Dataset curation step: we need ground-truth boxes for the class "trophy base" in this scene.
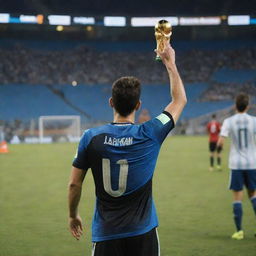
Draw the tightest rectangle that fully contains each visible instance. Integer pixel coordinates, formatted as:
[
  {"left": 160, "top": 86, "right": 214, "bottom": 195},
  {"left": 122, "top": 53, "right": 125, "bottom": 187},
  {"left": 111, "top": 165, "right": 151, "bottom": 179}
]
[{"left": 155, "top": 56, "right": 162, "bottom": 62}]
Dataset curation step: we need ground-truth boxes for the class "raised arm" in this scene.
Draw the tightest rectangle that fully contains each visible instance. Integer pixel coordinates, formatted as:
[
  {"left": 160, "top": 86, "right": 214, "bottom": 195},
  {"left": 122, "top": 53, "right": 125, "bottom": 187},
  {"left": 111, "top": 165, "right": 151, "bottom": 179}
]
[
  {"left": 156, "top": 42, "right": 187, "bottom": 123},
  {"left": 68, "top": 167, "right": 87, "bottom": 240}
]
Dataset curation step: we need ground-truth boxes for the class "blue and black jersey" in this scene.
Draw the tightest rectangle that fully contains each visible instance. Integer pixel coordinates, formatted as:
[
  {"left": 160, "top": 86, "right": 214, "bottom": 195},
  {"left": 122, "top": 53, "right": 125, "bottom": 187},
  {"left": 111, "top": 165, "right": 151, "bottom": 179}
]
[{"left": 73, "top": 111, "right": 175, "bottom": 242}]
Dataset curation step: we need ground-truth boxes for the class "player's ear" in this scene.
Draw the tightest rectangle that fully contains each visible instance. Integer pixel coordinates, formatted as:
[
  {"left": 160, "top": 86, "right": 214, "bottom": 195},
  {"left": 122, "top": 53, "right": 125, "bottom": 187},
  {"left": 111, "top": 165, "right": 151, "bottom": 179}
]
[
  {"left": 109, "top": 97, "right": 114, "bottom": 108},
  {"left": 135, "top": 100, "right": 141, "bottom": 111}
]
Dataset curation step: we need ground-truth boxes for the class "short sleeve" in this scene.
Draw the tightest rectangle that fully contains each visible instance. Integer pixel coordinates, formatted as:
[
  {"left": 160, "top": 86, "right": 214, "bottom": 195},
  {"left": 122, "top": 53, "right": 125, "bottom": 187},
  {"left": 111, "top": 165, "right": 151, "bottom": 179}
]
[
  {"left": 143, "top": 111, "right": 175, "bottom": 144},
  {"left": 220, "top": 119, "right": 230, "bottom": 137},
  {"left": 72, "top": 130, "right": 91, "bottom": 170}
]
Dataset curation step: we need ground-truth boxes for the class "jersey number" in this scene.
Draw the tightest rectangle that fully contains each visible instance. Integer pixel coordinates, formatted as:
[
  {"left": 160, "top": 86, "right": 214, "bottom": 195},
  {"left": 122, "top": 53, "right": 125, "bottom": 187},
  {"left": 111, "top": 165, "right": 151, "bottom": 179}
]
[
  {"left": 238, "top": 128, "right": 248, "bottom": 149},
  {"left": 102, "top": 159, "right": 128, "bottom": 197},
  {"left": 210, "top": 124, "right": 217, "bottom": 133}
]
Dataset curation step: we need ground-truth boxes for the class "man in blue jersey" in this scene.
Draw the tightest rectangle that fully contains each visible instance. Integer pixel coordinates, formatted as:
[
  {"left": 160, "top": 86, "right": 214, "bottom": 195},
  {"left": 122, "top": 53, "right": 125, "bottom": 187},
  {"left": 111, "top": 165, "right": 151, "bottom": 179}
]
[{"left": 68, "top": 41, "right": 187, "bottom": 256}]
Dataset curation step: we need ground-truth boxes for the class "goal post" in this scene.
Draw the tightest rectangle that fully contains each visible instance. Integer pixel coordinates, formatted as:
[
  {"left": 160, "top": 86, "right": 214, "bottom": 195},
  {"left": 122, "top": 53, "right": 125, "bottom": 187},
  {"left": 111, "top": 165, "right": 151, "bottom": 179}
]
[{"left": 39, "top": 115, "right": 81, "bottom": 143}]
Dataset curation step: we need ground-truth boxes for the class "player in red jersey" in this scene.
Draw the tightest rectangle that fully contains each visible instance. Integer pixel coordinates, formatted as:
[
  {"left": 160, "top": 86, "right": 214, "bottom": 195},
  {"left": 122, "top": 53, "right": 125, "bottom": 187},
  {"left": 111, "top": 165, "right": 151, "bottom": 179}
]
[{"left": 207, "top": 114, "right": 222, "bottom": 171}]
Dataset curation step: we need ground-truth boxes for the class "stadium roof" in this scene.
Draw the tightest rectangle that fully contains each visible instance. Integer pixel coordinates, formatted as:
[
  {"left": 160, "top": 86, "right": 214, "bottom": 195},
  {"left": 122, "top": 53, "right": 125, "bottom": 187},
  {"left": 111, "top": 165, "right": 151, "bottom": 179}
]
[{"left": 0, "top": 0, "right": 254, "bottom": 16}]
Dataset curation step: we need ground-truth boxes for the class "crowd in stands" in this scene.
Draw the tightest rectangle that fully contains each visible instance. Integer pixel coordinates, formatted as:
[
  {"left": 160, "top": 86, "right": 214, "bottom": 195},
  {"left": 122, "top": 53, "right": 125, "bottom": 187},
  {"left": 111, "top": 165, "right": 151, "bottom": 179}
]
[
  {"left": 1, "top": 42, "right": 255, "bottom": 139},
  {"left": 0, "top": 43, "right": 255, "bottom": 89},
  {"left": 200, "top": 82, "right": 256, "bottom": 101}
]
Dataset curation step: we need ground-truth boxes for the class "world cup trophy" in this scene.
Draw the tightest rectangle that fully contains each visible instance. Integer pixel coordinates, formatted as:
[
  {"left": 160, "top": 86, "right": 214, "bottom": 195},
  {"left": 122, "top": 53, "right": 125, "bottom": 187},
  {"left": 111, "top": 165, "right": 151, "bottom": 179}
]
[{"left": 154, "top": 20, "right": 172, "bottom": 61}]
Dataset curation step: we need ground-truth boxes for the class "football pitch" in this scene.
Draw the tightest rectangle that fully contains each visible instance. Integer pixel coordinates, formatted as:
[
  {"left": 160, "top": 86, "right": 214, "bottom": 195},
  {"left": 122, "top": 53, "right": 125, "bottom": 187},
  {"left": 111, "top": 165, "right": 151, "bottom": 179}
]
[{"left": 0, "top": 136, "right": 255, "bottom": 256}]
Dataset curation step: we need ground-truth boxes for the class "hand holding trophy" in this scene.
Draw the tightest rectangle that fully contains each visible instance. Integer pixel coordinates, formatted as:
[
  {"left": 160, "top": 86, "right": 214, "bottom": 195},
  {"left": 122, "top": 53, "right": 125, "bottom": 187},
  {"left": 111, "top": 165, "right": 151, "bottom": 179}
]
[{"left": 154, "top": 20, "right": 172, "bottom": 62}]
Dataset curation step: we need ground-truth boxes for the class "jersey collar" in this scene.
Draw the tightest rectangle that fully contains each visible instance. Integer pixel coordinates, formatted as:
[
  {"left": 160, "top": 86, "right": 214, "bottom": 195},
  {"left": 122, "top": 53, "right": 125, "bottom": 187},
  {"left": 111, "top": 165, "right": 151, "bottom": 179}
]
[{"left": 111, "top": 122, "right": 134, "bottom": 126}]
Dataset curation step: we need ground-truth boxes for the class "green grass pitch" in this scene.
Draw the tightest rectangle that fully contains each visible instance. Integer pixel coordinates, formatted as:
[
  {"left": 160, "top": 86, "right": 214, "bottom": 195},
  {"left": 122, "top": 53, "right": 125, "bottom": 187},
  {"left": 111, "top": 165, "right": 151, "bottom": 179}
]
[{"left": 0, "top": 136, "right": 255, "bottom": 256}]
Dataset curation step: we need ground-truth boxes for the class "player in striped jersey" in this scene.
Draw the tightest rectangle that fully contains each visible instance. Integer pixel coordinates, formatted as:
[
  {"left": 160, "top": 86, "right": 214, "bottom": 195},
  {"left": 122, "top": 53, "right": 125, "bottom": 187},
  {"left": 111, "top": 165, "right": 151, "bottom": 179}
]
[{"left": 217, "top": 93, "right": 256, "bottom": 240}]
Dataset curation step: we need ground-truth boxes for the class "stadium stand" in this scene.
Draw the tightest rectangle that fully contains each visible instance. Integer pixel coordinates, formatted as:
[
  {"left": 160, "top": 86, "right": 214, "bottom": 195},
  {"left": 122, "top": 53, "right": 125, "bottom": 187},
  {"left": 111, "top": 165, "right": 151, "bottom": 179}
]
[
  {"left": 0, "top": 39, "right": 255, "bottom": 86},
  {"left": 0, "top": 39, "right": 255, "bottom": 129},
  {"left": 212, "top": 69, "right": 256, "bottom": 83},
  {"left": 0, "top": 84, "right": 79, "bottom": 120},
  {"left": 0, "top": 83, "right": 233, "bottom": 121}
]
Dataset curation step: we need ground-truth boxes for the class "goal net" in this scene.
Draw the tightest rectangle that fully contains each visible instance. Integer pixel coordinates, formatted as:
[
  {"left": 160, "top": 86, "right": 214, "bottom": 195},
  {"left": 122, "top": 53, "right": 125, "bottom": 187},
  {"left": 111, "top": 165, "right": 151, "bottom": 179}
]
[{"left": 39, "top": 115, "right": 81, "bottom": 143}]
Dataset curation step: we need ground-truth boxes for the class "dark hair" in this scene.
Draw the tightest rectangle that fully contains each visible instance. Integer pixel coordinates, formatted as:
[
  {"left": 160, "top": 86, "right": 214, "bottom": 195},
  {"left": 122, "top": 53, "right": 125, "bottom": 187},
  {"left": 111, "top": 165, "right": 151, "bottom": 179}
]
[
  {"left": 236, "top": 93, "right": 249, "bottom": 112},
  {"left": 112, "top": 76, "right": 141, "bottom": 117},
  {"left": 212, "top": 114, "right": 216, "bottom": 119}
]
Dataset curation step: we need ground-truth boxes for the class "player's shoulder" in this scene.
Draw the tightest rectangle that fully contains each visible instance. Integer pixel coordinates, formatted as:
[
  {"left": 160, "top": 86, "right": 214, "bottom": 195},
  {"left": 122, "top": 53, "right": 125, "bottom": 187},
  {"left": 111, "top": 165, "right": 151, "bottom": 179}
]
[
  {"left": 80, "top": 124, "right": 110, "bottom": 142},
  {"left": 246, "top": 113, "right": 256, "bottom": 120},
  {"left": 156, "top": 111, "right": 174, "bottom": 125},
  {"left": 221, "top": 116, "right": 233, "bottom": 128},
  {"left": 231, "top": 113, "right": 256, "bottom": 122},
  {"left": 223, "top": 113, "right": 251, "bottom": 124},
  {"left": 142, "top": 111, "right": 174, "bottom": 128},
  {"left": 224, "top": 115, "right": 235, "bottom": 122}
]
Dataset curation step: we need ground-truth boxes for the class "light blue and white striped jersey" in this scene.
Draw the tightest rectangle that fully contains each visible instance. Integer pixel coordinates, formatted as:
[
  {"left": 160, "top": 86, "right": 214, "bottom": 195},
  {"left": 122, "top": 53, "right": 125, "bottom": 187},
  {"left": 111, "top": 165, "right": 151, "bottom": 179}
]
[{"left": 220, "top": 113, "right": 256, "bottom": 170}]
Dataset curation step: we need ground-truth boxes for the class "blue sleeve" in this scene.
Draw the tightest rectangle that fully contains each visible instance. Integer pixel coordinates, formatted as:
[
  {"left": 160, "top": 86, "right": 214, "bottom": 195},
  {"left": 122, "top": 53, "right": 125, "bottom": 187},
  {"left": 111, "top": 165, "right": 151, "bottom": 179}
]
[
  {"left": 72, "top": 130, "right": 91, "bottom": 170},
  {"left": 142, "top": 111, "right": 175, "bottom": 144}
]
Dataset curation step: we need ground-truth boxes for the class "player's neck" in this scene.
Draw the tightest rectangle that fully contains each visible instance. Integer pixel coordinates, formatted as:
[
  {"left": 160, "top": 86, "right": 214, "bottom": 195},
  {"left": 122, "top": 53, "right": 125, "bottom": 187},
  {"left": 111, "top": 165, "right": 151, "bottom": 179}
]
[{"left": 113, "top": 111, "right": 135, "bottom": 124}]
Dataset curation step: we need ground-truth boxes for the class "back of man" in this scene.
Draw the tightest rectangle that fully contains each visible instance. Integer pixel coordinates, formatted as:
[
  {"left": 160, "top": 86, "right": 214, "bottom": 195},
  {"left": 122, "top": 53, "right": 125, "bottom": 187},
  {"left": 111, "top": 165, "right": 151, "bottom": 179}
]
[
  {"left": 222, "top": 113, "right": 256, "bottom": 169},
  {"left": 218, "top": 93, "right": 256, "bottom": 240},
  {"left": 73, "top": 112, "right": 174, "bottom": 242}
]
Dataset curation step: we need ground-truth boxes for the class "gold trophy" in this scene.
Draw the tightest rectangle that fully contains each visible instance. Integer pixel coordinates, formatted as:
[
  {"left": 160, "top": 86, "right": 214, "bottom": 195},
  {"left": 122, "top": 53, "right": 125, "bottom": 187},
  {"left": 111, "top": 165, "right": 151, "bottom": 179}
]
[{"left": 154, "top": 20, "right": 172, "bottom": 61}]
